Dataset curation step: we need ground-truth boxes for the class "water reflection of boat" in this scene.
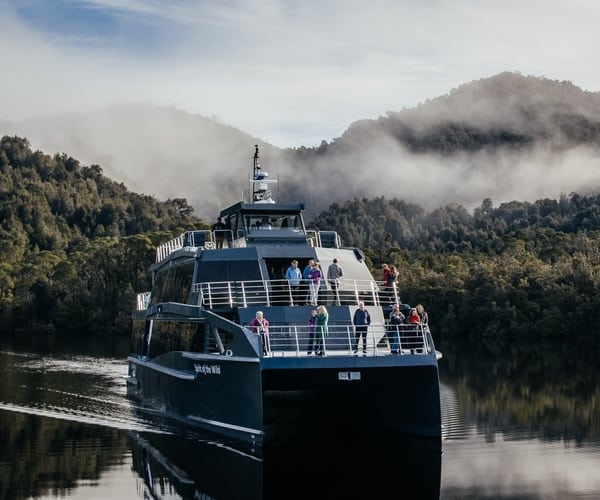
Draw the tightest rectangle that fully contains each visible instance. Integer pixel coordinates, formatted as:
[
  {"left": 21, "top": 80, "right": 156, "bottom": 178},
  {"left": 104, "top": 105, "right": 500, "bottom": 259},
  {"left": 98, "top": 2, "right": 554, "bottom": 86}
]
[
  {"left": 127, "top": 146, "right": 442, "bottom": 446},
  {"left": 130, "top": 430, "right": 262, "bottom": 500},
  {"left": 130, "top": 428, "right": 442, "bottom": 500}
]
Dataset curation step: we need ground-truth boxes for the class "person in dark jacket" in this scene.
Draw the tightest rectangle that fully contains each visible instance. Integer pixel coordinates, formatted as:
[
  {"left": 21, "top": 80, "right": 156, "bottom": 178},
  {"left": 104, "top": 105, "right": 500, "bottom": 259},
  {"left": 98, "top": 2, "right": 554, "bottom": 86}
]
[
  {"left": 389, "top": 303, "right": 405, "bottom": 354},
  {"left": 327, "top": 258, "right": 344, "bottom": 305},
  {"left": 352, "top": 301, "right": 371, "bottom": 354}
]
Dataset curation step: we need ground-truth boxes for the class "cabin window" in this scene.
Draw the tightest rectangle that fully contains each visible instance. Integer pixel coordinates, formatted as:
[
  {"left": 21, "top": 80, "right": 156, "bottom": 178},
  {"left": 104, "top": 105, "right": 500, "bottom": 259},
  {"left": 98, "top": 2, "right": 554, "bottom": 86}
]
[
  {"left": 245, "top": 214, "right": 303, "bottom": 231},
  {"left": 151, "top": 261, "right": 194, "bottom": 305},
  {"left": 148, "top": 321, "right": 204, "bottom": 358},
  {"left": 196, "top": 261, "right": 262, "bottom": 283}
]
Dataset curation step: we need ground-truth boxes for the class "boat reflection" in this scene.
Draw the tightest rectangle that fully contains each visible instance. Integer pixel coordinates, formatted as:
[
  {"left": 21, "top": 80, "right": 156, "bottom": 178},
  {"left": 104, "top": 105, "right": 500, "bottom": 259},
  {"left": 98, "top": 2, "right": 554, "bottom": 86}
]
[{"left": 130, "top": 424, "right": 442, "bottom": 499}]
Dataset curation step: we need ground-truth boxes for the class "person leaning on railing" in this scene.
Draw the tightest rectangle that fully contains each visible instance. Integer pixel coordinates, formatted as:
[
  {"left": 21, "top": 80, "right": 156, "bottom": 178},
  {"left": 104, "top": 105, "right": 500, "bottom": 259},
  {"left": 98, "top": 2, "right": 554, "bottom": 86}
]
[{"left": 249, "top": 311, "right": 270, "bottom": 355}]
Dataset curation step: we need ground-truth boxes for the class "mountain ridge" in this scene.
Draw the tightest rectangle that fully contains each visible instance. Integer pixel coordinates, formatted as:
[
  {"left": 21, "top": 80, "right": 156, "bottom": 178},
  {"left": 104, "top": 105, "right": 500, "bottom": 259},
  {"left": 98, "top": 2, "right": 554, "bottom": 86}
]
[{"left": 1, "top": 71, "right": 599, "bottom": 220}]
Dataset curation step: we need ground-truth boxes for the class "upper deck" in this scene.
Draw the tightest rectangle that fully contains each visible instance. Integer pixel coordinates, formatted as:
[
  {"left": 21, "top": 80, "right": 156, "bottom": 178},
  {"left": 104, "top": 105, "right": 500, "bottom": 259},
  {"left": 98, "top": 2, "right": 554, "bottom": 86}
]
[{"left": 154, "top": 226, "right": 342, "bottom": 262}]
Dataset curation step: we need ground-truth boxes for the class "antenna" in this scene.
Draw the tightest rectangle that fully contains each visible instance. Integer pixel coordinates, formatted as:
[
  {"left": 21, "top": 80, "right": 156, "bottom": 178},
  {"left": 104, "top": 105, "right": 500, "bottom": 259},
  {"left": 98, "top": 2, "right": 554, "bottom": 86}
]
[{"left": 251, "top": 145, "right": 277, "bottom": 204}]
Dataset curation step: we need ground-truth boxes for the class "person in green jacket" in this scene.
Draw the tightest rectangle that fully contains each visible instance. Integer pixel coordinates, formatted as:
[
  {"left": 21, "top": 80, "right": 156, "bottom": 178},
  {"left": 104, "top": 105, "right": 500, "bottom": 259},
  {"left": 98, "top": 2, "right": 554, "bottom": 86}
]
[{"left": 315, "top": 305, "right": 329, "bottom": 356}]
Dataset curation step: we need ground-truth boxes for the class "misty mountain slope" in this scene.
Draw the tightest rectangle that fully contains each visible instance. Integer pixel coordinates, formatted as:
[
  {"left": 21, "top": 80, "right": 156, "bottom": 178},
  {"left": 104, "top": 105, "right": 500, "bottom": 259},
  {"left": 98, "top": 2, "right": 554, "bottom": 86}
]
[
  {"left": 0, "top": 104, "right": 276, "bottom": 220},
  {"left": 2, "top": 72, "right": 600, "bottom": 221},
  {"left": 278, "top": 72, "right": 600, "bottom": 217},
  {"left": 340, "top": 72, "right": 600, "bottom": 151}
]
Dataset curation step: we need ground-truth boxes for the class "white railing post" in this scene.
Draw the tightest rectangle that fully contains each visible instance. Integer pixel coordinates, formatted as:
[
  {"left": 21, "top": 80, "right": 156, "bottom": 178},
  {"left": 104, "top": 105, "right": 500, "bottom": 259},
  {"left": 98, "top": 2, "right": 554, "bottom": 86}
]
[
  {"left": 240, "top": 282, "right": 247, "bottom": 307},
  {"left": 227, "top": 282, "right": 234, "bottom": 307},
  {"left": 293, "top": 325, "right": 300, "bottom": 355}
]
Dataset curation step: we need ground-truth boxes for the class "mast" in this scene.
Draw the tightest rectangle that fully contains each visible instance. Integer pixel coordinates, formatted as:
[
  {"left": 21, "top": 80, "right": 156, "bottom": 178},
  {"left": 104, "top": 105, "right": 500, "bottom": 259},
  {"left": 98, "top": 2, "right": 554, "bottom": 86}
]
[{"left": 251, "top": 145, "right": 276, "bottom": 204}]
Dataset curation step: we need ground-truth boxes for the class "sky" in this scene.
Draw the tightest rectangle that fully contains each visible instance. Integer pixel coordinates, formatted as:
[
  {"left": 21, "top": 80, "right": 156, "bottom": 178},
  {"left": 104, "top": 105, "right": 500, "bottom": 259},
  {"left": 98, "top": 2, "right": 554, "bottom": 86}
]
[{"left": 1, "top": 0, "right": 599, "bottom": 149}]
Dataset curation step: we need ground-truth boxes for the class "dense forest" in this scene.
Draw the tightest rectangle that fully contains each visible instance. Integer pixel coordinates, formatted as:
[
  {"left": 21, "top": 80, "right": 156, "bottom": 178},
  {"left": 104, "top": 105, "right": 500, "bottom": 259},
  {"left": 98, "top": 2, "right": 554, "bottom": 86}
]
[
  {"left": 1, "top": 135, "right": 599, "bottom": 363},
  {"left": 0, "top": 136, "right": 205, "bottom": 334}
]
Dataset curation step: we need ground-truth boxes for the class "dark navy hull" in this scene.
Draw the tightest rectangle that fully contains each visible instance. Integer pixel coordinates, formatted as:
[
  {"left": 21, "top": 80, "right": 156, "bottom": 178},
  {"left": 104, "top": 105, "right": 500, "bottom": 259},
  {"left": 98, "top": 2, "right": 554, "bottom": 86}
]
[
  {"left": 128, "top": 352, "right": 265, "bottom": 443},
  {"left": 128, "top": 348, "right": 441, "bottom": 445},
  {"left": 263, "top": 363, "right": 441, "bottom": 439}
]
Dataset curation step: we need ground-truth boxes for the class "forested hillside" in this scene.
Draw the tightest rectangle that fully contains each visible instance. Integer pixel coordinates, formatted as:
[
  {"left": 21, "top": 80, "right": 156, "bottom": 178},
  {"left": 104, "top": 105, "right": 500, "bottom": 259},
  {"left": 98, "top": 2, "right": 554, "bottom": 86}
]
[
  {"left": 0, "top": 136, "right": 205, "bottom": 333},
  {"left": 311, "top": 195, "right": 600, "bottom": 360},
  {"left": 1, "top": 135, "right": 599, "bottom": 363}
]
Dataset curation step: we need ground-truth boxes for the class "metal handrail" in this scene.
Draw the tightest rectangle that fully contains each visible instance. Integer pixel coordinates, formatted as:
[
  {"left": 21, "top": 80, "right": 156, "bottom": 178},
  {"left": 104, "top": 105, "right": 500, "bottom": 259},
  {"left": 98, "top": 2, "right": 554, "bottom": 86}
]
[
  {"left": 136, "top": 279, "right": 402, "bottom": 311},
  {"left": 257, "top": 323, "right": 431, "bottom": 357},
  {"left": 154, "top": 229, "right": 344, "bottom": 261},
  {"left": 193, "top": 278, "right": 392, "bottom": 308}
]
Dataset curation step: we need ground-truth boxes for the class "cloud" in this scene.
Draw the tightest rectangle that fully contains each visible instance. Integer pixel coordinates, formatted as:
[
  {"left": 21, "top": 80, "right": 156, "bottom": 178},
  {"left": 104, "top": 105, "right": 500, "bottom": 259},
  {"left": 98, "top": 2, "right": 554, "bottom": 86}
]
[{"left": 2, "top": 1, "right": 600, "bottom": 147}]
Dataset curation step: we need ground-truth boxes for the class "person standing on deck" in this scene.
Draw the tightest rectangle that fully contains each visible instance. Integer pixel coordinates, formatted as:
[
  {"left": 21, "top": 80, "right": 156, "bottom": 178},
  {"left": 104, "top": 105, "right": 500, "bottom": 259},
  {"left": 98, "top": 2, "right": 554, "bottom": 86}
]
[
  {"left": 388, "top": 303, "right": 405, "bottom": 354},
  {"left": 285, "top": 259, "right": 303, "bottom": 305},
  {"left": 307, "top": 309, "right": 317, "bottom": 355},
  {"left": 416, "top": 304, "right": 429, "bottom": 325},
  {"left": 408, "top": 308, "right": 420, "bottom": 324},
  {"left": 388, "top": 265, "right": 399, "bottom": 303},
  {"left": 308, "top": 261, "right": 322, "bottom": 306},
  {"left": 353, "top": 302, "right": 371, "bottom": 355},
  {"left": 211, "top": 216, "right": 227, "bottom": 249},
  {"left": 249, "top": 311, "right": 270, "bottom": 355},
  {"left": 315, "top": 305, "right": 329, "bottom": 356},
  {"left": 302, "top": 259, "right": 315, "bottom": 305},
  {"left": 327, "top": 258, "right": 344, "bottom": 305}
]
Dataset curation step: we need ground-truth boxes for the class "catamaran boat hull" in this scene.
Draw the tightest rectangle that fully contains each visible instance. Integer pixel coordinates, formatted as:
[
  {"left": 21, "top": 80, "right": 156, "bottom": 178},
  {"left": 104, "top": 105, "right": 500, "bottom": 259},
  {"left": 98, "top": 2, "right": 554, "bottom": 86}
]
[{"left": 127, "top": 315, "right": 441, "bottom": 445}]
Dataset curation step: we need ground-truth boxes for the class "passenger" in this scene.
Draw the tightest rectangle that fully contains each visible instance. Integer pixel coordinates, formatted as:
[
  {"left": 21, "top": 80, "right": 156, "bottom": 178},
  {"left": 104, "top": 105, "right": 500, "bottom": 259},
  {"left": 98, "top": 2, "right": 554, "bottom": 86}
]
[
  {"left": 307, "top": 309, "right": 317, "bottom": 355},
  {"left": 388, "top": 265, "right": 399, "bottom": 303},
  {"left": 352, "top": 301, "right": 371, "bottom": 355},
  {"left": 285, "top": 259, "right": 303, "bottom": 305},
  {"left": 381, "top": 264, "right": 391, "bottom": 286},
  {"left": 308, "top": 261, "right": 322, "bottom": 306},
  {"left": 249, "top": 311, "right": 270, "bottom": 355},
  {"left": 408, "top": 308, "right": 420, "bottom": 324},
  {"left": 302, "top": 259, "right": 315, "bottom": 304},
  {"left": 211, "top": 216, "right": 227, "bottom": 249},
  {"left": 315, "top": 305, "right": 329, "bottom": 356},
  {"left": 261, "top": 217, "right": 272, "bottom": 229},
  {"left": 326, "top": 258, "right": 344, "bottom": 305},
  {"left": 381, "top": 263, "right": 392, "bottom": 303},
  {"left": 407, "top": 307, "right": 424, "bottom": 352},
  {"left": 416, "top": 304, "right": 429, "bottom": 325},
  {"left": 388, "top": 303, "right": 405, "bottom": 354}
]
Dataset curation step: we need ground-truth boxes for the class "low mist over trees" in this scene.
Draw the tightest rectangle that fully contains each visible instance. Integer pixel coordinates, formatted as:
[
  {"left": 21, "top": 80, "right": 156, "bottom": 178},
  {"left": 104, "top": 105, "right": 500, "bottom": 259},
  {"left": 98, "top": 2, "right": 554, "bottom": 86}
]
[
  {"left": 3, "top": 72, "right": 600, "bottom": 220},
  {"left": 1, "top": 135, "right": 600, "bottom": 360}
]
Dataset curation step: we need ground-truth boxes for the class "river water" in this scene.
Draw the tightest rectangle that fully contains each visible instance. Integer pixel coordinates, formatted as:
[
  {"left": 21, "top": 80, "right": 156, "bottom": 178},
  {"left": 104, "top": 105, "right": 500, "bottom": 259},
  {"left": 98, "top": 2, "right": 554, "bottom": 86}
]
[{"left": 0, "top": 333, "right": 598, "bottom": 499}]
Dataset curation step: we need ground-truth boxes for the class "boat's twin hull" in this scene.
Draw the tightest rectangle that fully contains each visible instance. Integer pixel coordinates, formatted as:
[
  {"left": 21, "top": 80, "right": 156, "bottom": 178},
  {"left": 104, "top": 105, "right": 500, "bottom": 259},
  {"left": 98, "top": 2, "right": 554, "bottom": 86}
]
[{"left": 127, "top": 352, "right": 442, "bottom": 445}]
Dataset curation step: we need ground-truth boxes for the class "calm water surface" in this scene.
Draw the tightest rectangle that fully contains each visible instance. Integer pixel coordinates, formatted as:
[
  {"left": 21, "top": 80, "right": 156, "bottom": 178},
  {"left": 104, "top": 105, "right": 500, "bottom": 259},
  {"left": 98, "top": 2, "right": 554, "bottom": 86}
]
[{"left": 0, "top": 333, "right": 598, "bottom": 499}]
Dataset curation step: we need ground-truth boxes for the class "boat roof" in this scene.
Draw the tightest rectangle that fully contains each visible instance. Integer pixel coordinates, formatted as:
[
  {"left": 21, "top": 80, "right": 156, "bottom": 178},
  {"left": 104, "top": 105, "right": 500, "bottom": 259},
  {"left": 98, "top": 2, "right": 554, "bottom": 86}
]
[{"left": 219, "top": 201, "right": 306, "bottom": 218}]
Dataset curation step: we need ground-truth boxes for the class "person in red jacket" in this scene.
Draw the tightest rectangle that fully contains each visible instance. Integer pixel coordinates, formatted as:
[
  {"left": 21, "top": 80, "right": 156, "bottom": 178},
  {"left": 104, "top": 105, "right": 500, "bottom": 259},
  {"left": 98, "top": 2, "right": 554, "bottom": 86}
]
[
  {"left": 408, "top": 308, "right": 420, "bottom": 324},
  {"left": 249, "top": 310, "right": 270, "bottom": 355}
]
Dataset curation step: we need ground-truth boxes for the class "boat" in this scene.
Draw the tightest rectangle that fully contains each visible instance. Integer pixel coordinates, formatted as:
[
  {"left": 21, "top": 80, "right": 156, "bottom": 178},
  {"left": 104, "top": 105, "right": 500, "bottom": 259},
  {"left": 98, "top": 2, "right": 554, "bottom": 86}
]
[{"left": 127, "top": 145, "right": 442, "bottom": 446}]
